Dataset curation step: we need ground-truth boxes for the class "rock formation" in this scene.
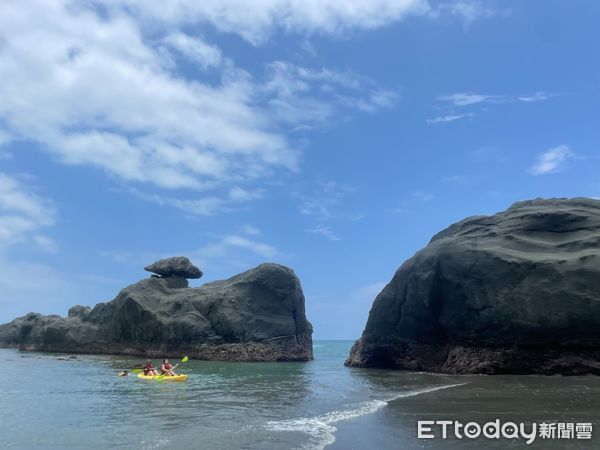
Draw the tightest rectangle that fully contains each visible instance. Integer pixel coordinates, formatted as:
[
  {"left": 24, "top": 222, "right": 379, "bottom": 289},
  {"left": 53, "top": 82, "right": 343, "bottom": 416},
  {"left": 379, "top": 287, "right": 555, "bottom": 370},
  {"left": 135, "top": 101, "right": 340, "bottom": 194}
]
[
  {"left": 346, "top": 198, "right": 600, "bottom": 375},
  {"left": 0, "top": 261, "right": 313, "bottom": 362},
  {"left": 144, "top": 256, "right": 203, "bottom": 288}
]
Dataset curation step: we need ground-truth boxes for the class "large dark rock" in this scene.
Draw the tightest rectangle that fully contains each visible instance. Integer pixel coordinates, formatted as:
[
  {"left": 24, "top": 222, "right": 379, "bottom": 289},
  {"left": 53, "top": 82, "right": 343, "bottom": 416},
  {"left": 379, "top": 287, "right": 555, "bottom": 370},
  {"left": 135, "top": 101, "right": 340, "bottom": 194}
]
[
  {"left": 346, "top": 198, "right": 600, "bottom": 375},
  {"left": 144, "top": 256, "right": 203, "bottom": 279},
  {"left": 0, "top": 263, "right": 313, "bottom": 361}
]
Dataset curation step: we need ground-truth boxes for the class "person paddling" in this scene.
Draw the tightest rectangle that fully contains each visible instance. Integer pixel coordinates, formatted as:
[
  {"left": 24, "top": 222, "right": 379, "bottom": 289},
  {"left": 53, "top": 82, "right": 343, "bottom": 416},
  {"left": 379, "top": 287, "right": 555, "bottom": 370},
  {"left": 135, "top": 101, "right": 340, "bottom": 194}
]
[
  {"left": 144, "top": 361, "right": 159, "bottom": 376},
  {"left": 160, "top": 359, "right": 177, "bottom": 376}
]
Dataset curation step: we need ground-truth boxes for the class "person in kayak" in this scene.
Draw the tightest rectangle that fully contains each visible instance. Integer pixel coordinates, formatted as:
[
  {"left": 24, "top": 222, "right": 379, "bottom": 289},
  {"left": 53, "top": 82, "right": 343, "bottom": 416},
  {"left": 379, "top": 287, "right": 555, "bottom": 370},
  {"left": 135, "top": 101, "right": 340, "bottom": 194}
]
[
  {"left": 160, "top": 359, "right": 177, "bottom": 376},
  {"left": 144, "top": 361, "right": 159, "bottom": 376}
]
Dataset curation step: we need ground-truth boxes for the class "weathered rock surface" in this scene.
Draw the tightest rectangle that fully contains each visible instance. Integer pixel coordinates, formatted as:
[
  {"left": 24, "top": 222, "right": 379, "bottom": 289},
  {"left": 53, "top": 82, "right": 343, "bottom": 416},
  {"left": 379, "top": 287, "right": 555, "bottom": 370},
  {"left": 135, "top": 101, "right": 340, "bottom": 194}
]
[
  {"left": 0, "top": 263, "right": 313, "bottom": 361},
  {"left": 144, "top": 256, "right": 203, "bottom": 279},
  {"left": 346, "top": 198, "right": 600, "bottom": 375}
]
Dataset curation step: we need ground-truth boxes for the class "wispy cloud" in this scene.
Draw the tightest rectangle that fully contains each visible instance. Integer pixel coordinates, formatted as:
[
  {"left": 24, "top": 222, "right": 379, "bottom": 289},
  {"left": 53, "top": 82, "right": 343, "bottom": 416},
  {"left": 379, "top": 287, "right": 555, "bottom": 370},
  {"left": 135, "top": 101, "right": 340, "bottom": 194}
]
[
  {"left": 517, "top": 92, "right": 557, "bottom": 103},
  {"left": 223, "top": 235, "right": 277, "bottom": 257},
  {"left": 294, "top": 180, "right": 361, "bottom": 220},
  {"left": 438, "top": 92, "right": 495, "bottom": 106},
  {"left": 439, "top": 91, "right": 557, "bottom": 107},
  {"left": 529, "top": 145, "right": 574, "bottom": 175},
  {"left": 101, "top": 229, "right": 280, "bottom": 274},
  {"left": 106, "top": 0, "right": 432, "bottom": 45},
  {"left": 0, "top": 173, "right": 56, "bottom": 250},
  {"left": 32, "top": 234, "right": 58, "bottom": 252},
  {"left": 432, "top": 91, "right": 558, "bottom": 124},
  {"left": 162, "top": 32, "right": 224, "bottom": 70},
  {"left": 305, "top": 225, "right": 341, "bottom": 241},
  {"left": 0, "top": 1, "right": 403, "bottom": 217},
  {"left": 241, "top": 224, "right": 261, "bottom": 236},
  {"left": 412, "top": 191, "right": 435, "bottom": 201},
  {"left": 263, "top": 61, "right": 398, "bottom": 130},
  {"left": 193, "top": 233, "right": 281, "bottom": 271},
  {"left": 437, "top": 1, "right": 496, "bottom": 26},
  {"left": 100, "top": 250, "right": 136, "bottom": 264},
  {"left": 120, "top": 185, "right": 264, "bottom": 216},
  {"left": 426, "top": 113, "right": 473, "bottom": 124}
]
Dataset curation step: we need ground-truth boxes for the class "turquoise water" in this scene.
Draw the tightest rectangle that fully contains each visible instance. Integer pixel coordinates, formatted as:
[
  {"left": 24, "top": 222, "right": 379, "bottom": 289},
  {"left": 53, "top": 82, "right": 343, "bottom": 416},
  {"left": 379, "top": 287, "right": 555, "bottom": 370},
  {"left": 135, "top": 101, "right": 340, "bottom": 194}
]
[{"left": 1, "top": 341, "right": 599, "bottom": 449}]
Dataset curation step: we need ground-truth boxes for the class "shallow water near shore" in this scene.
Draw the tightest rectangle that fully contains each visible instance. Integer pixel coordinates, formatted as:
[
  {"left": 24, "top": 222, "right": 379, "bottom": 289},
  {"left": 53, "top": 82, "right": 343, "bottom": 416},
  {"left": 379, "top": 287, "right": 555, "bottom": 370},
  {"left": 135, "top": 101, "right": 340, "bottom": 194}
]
[{"left": 1, "top": 341, "right": 598, "bottom": 449}]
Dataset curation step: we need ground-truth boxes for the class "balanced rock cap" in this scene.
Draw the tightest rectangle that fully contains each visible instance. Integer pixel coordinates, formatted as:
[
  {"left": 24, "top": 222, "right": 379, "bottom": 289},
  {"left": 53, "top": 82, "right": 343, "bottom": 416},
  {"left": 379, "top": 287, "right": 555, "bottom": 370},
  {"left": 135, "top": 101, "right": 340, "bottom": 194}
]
[{"left": 144, "top": 256, "right": 203, "bottom": 279}]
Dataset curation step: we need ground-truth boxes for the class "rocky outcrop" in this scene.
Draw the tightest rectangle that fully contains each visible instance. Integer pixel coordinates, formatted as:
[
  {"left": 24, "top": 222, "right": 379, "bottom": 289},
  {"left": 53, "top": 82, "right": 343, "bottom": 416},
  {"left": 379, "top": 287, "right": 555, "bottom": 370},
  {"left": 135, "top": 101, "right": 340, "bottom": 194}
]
[
  {"left": 143, "top": 256, "right": 203, "bottom": 288},
  {"left": 0, "top": 262, "right": 313, "bottom": 361},
  {"left": 346, "top": 198, "right": 600, "bottom": 375}
]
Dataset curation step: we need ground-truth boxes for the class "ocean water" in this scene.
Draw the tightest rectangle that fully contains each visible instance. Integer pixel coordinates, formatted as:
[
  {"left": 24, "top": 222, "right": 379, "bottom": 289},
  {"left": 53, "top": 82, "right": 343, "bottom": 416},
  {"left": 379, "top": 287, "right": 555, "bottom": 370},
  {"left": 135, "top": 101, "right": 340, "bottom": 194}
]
[{"left": 1, "top": 341, "right": 599, "bottom": 449}]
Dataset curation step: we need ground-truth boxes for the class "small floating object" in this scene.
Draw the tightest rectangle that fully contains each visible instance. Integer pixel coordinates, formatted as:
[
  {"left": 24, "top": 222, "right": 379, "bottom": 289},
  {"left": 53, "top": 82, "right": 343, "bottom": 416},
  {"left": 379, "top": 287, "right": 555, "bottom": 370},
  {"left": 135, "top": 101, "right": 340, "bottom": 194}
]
[
  {"left": 137, "top": 373, "right": 188, "bottom": 382},
  {"left": 118, "top": 371, "right": 128, "bottom": 377}
]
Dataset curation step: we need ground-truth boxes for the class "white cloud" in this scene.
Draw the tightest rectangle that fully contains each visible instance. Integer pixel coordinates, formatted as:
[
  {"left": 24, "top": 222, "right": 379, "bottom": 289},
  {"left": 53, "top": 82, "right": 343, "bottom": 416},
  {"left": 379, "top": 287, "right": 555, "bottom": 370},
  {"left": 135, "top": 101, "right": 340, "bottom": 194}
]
[
  {"left": 196, "top": 233, "right": 280, "bottom": 268},
  {"left": 263, "top": 62, "right": 397, "bottom": 129},
  {"left": 105, "top": 0, "right": 432, "bottom": 45},
  {"left": 221, "top": 235, "right": 278, "bottom": 258},
  {"left": 100, "top": 250, "right": 135, "bottom": 263},
  {"left": 124, "top": 185, "right": 263, "bottom": 216},
  {"left": 517, "top": 92, "right": 556, "bottom": 103},
  {"left": 305, "top": 225, "right": 340, "bottom": 241},
  {"left": 163, "top": 32, "right": 224, "bottom": 70},
  {"left": 439, "top": 91, "right": 557, "bottom": 107},
  {"left": 0, "top": 1, "right": 407, "bottom": 215},
  {"left": 426, "top": 113, "right": 472, "bottom": 124},
  {"left": 529, "top": 145, "right": 574, "bottom": 175},
  {"left": 412, "top": 191, "right": 435, "bottom": 201},
  {"left": 241, "top": 224, "right": 261, "bottom": 236},
  {"left": 294, "top": 180, "right": 359, "bottom": 220},
  {"left": 33, "top": 235, "right": 59, "bottom": 252},
  {"left": 439, "top": 1, "right": 496, "bottom": 26},
  {"left": 438, "top": 92, "right": 495, "bottom": 106},
  {"left": 99, "top": 231, "right": 279, "bottom": 279},
  {"left": 228, "top": 186, "right": 263, "bottom": 202},
  {"left": 0, "top": 2, "right": 298, "bottom": 192},
  {"left": 0, "top": 173, "right": 56, "bottom": 248}
]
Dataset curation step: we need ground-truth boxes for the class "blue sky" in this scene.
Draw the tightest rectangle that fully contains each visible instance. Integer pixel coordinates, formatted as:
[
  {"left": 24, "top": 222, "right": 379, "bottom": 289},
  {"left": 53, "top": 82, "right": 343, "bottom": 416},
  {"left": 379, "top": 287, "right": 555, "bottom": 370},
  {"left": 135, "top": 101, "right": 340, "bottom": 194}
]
[{"left": 0, "top": 0, "right": 599, "bottom": 339}]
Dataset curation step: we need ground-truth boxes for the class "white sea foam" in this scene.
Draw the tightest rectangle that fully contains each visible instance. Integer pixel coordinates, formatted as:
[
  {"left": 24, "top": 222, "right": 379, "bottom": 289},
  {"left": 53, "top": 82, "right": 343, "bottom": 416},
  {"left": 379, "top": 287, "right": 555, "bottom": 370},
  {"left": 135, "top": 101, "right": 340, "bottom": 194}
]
[
  {"left": 265, "top": 383, "right": 467, "bottom": 450},
  {"left": 141, "top": 438, "right": 170, "bottom": 449}
]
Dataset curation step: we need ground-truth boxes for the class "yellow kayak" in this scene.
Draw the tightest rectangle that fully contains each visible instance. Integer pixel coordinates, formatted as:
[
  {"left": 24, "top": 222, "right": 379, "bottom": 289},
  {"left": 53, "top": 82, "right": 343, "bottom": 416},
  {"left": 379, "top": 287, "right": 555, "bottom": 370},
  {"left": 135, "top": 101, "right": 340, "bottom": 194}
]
[{"left": 137, "top": 373, "right": 188, "bottom": 382}]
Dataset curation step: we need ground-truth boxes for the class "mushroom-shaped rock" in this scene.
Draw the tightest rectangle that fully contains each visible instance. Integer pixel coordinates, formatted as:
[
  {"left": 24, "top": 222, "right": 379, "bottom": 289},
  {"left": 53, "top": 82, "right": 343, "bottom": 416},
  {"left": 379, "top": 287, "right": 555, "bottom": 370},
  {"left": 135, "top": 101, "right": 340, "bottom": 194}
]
[
  {"left": 144, "top": 256, "right": 203, "bottom": 279},
  {"left": 0, "top": 263, "right": 313, "bottom": 362}
]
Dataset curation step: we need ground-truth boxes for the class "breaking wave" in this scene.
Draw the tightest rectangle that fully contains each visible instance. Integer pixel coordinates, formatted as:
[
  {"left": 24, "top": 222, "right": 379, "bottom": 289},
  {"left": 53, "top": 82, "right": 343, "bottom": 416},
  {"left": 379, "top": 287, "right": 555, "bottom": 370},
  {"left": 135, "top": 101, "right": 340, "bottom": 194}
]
[{"left": 265, "top": 383, "right": 466, "bottom": 450}]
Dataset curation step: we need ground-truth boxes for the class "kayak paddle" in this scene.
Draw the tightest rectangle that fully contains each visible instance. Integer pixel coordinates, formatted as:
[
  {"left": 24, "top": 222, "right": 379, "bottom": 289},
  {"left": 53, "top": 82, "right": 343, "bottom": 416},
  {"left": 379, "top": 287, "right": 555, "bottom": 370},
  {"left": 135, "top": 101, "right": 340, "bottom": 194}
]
[
  {"left": 117, "top": 367, "right": 147, "bottom": 376},
  {"left": 156, "top": 356, "right": 189, "bottom": 382}
]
